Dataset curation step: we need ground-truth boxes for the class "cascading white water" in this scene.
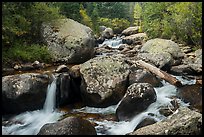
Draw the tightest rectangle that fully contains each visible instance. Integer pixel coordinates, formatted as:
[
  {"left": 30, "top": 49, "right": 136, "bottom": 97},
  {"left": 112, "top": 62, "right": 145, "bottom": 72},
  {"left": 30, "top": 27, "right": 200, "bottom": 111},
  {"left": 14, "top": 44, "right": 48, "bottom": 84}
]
[
  {"left": 2, "top": 73, "right": 197, "bottom": 135},
  {"left": 2, "top": 75, "right": 63, "bottom": 135},
  {"left": 43, "top": 78, "right": 57, "bottom": 113},
  {"left": 99, "top": 37, "right": 123, "bottom": 49},
  {"left": 73, "top": 76, "right": 192, "bottom": 135}
]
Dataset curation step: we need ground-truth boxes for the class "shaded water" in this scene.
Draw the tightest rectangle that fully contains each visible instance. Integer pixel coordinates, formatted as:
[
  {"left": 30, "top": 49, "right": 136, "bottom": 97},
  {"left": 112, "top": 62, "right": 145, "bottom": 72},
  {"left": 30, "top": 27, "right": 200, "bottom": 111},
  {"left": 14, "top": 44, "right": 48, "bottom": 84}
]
[{"left": 2, "top": 76, "right": 63, "bottom": 135}]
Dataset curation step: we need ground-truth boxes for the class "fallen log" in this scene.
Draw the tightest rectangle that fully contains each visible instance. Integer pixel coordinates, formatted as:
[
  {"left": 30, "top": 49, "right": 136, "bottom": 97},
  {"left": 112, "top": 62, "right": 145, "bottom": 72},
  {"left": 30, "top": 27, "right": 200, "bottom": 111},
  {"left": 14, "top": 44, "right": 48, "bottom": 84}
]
[{"left": 135, "top": 60, "right": 182, "bottom": 87}]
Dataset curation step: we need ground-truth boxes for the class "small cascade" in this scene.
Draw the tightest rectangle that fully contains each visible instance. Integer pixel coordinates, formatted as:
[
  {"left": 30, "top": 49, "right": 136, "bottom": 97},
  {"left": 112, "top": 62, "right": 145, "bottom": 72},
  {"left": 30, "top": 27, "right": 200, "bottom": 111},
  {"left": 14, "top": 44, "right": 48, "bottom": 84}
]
[
  {"left": 2, "top": 75, "right": 63, "bottom": 135},
  {"left": 43, "top": 77, "right": 57, "bottom": 113},
  {"left": 99, "top": 36, "right": 122, "bottom": 49}
]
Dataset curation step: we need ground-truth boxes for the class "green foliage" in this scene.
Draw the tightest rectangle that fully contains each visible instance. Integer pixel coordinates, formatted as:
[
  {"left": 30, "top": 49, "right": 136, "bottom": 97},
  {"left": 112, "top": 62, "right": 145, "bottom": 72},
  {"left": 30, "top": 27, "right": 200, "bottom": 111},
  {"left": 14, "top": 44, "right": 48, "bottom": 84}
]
[
  {"left": 96, "top": 2, "right": 130, "bottom": 20},
  {"left": 3, "top": 43, "right": 53, "bottom": 67},
  {"left": 90, "top": 3, "right": 100, "bottom": 35},
  {"left": 167, "top": 2, "right": 202, "bottom": 46},
  {"left": 79, "top": 4, "right": 93, "bottom": 30},
  {"left": 2, "top": 2, "right": 63, "bottom": 46},
  {"left": 57, "top": 2, "right": 81, "bottom": 22},
  {"left": 2, "top": 2, "right": 63, "bottom": 67},
  {"left": 141, "top": 2, "right": 202, "bottom": 46},
  {"left": 99, "top": 18, "right": 130, "bottom": 34},
  {"left": 133, "top": 3, "right": 142, "bottom": 26}
]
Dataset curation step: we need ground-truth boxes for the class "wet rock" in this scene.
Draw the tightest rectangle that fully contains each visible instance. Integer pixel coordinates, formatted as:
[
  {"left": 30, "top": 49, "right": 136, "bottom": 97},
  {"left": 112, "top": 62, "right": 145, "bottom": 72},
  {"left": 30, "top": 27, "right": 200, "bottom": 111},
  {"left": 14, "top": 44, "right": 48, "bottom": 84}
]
[
  {"left": 41, "top": 18, "right": 95, "bottom": 64},
  {"left": 2, "top": 73, "right": 50, "bottom": 114},
  {"left": 170, "top": 64, "right": 197, "bottom": 75},
  {"left": 99, "top": 25, "right": 107, "bottom": 32},
  {"left": 134, "top": 118, "right": 157, "bottom": 131},
  {"left": 80, "top": 55, "right": 130, "bottom": 107},
  {"left": 128, "top": 107, "right": 202, "bottom": 135},
  {"left": 137, "top": 52, "right": 174, "bottom": 71},
  {"left": 101, "top": 27, "right": 114, "bottom": 39},
  {"left": 32, "top": 60, "right": 44, "bottom": 69},
  {"left": 141, "top": 38, "right": 184, "bottom": 59},
  {"left": 56, "top": 73, "right": 71, "bottom": 107},
  {"left": 69, "top": 65, "right": 81, "bottom": 78},
  {"left": 14, "top": 64, "right": 22, "bottom": 70},
  {"left": 178, "top": 84, "right": 202, "bottom": 113},
  {"left": 55, "top": 64, "right": 69, "bottom": 73},
  {"left": 139, "top": 38, "right": 185, "bottom": 70},
  {"left": 180, "top": 46, "right": 192, "bottom": 54},
  {"left": 170, "top": 64, "right": 189, "bottom": 74},
  {"left": 179, "top": 48, "right": 202, "bottom": 75},
  {"left": 38, "top": 116, "right": 96, "bottom": 135},
  {"left": 129, "top": 67, "right": 162, "bottom": 87},
  {"left": 122, "top": 33, "right": 148, "bottom": 45},
  {"left": 116, "top": 83, "right": 157, "bottom": 121},
  {"left": 118, "top": 44, "right": 129, "bottom": 50},
  {"left": 121, "top": 26, "right": 140, "bottom": 36}
]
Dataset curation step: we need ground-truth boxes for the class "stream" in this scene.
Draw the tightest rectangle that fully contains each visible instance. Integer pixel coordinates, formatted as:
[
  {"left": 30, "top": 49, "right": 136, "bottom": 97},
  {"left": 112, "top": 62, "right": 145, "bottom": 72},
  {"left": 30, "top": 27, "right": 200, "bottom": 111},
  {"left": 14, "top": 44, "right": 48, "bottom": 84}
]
[
  {"left": 2, "top": 75, "right": 64, "bottom": 135},
  {"left": 1, "top": 37, "right": 200, "bottom": 135}
]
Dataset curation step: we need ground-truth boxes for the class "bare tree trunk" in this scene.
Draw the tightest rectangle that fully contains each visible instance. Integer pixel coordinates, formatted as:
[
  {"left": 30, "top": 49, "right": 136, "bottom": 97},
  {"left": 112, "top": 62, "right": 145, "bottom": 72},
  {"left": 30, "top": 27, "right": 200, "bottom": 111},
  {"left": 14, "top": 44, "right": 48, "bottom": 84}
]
[{"left": 135, "top": 60, "right": 182, "bottom": 87}]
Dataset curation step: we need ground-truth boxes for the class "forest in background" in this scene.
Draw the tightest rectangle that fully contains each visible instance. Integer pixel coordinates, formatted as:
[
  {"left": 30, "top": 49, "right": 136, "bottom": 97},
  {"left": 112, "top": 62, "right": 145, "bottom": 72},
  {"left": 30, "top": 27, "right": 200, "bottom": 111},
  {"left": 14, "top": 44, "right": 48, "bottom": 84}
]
[{"left": 2, "top": 2, "right": 202, "bottom": 67}]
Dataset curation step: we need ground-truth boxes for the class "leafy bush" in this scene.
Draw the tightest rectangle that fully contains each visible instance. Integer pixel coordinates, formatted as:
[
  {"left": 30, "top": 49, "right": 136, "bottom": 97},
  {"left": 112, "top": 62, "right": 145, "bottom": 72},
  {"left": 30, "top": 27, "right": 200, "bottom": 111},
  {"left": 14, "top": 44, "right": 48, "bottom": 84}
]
[
  {"left": 2, "top": 43, "right": 53, "bottom": 67},
  {"left": 79, "top": 4, "right": 93, "bottom": 30},
  {"left": 141, "top": 2, "right": 202, "bottom": 46},
  {"left": 98, "top": 18, "right": 130, "bottom": 34}
]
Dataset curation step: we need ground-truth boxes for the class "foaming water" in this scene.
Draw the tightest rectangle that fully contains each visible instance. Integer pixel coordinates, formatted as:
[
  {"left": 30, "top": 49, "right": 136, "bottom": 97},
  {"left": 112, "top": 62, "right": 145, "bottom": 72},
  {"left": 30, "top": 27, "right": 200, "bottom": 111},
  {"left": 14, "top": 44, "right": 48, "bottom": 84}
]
[
  {"left": 2, "top": 74, "right": 195, "bottom": 135},
  {"left": 43, "top": 78, "right": 57, "bottom": 113},
  {"left": 2, "top": 76, "right": 63, "bottom": 135},
  {"left": 99, "top": 37, "right": 122, "bottom": 48},
  {"left": 73, "top": 78, "right": 192, "bottom": 135}
]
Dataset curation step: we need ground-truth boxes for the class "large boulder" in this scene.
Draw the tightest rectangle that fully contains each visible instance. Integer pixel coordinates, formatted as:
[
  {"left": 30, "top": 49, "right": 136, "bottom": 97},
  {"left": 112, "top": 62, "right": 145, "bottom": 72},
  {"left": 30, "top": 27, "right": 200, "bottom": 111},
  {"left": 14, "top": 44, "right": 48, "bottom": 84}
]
[
  {"left": 137, "top": 52, "right": 174, "bottom": 70},
  {"left": 122, "top": 33, "right": 148, "bottom": 45},
  {"left": 139, "top": 38, "right": 184, "bottom": 70},
  {"left": 121, "top": 26, "right": 140, "bottom": 36},
  {"left": 116, "top": 83, "right": 157, "bottom": 121},
  {"left": 128, "top": 107, "right": 202, "bottom": 135},
  {"left": 141, "top": 38, "right": 184, "bottom": 59},
  {"left": 2, "top": 73, "right": 50, "bottom": 114},
  {"left": 178, "top": 84, "right": 202, "bottom": 113},
  {"left": 41, "top": 18, "right": 96, "bottom": 64},
  {"left": 38, "top": 116, "right": 96, "bottom": 135},
  {"left": 80, "top": 55, "right": 130, "bottom": 107}
]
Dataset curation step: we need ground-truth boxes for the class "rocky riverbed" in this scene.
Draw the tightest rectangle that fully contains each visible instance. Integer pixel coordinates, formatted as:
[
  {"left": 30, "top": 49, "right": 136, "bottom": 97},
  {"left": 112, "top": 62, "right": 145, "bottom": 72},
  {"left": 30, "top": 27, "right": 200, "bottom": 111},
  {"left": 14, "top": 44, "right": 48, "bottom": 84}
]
[{"left": 2, "top": 20, "right": 202, "bottom": 135}]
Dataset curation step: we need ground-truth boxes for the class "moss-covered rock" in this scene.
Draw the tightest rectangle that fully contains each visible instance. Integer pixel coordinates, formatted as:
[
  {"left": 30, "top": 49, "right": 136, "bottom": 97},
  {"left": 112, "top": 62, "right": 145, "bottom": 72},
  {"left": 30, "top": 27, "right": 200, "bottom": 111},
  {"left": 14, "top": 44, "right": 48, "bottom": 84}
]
[
  {"left": 2, "top": 73, "right": 50, "bottom": 114},
  {"left": 80, "top": 55, "right": 130, "bottom": 107},
  {"left": 38, "top": 116, "right": 96, "bottom": 135},
  {"left": 41, "top": 18, "right": 96, "bottom": 64},
  {"left": 141, "top": 38, "right": 184, "bottom": 59},
  {"left": 128, "top": 107, "right": 202, "bottom": 135}
]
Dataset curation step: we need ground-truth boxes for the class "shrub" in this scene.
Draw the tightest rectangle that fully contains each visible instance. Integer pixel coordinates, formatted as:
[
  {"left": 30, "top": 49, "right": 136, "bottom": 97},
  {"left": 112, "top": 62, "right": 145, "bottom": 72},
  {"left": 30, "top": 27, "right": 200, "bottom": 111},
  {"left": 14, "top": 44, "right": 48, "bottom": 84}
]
[{"left": 2, "top": 43, "right": 53, "bottom": 67}]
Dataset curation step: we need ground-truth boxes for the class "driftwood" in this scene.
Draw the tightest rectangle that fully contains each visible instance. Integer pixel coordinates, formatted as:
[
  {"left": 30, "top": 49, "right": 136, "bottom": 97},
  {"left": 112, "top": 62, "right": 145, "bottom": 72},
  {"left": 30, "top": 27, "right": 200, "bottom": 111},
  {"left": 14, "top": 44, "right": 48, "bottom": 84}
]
[{"left": 134, "top": 60, "right": 183, "bottom": 87}]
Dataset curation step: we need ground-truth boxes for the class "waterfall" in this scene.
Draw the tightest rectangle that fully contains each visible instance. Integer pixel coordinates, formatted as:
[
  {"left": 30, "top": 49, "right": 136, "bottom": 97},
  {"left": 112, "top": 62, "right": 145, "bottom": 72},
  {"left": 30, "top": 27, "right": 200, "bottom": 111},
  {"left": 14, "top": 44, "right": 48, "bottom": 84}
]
[
  {"left": 43, "top": 77, "right": 57, "bottom": 113},
  {"left": 2, "top": 75, "right": 63, "bottom": 135}
]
